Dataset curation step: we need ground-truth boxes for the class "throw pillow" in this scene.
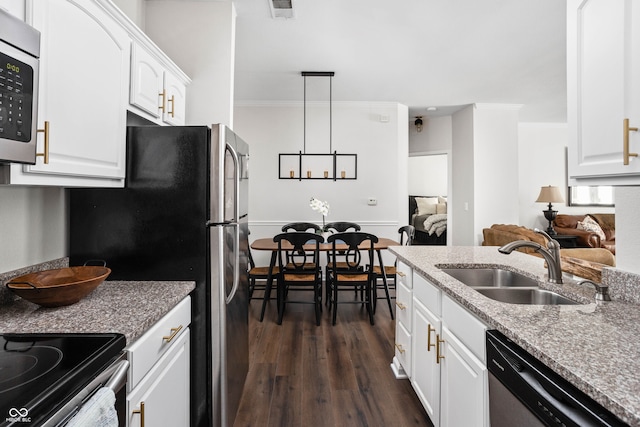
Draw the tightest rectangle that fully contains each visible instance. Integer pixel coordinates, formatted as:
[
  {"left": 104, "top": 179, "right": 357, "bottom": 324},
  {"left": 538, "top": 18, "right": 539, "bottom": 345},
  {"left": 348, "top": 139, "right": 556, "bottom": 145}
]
[
  {"left": 438, "top": 196, "right": 447, "bottom": 204},
  {"left": 436, "top": 203, "right": 447, "bottom": 214},
  {"left": 577, "top": 217, "right": 606, "bottom": 241},
  {"left": 415, "top": 197, "right": 438, "bottom": 215}
]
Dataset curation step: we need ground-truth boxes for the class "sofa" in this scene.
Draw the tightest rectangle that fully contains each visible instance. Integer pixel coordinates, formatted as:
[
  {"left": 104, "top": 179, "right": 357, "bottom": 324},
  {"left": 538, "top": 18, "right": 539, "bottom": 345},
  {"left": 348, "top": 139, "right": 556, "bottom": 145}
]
[
  {"left": 553, "top": 214, "right": 615, "bottom": 254},
  {"left": 482, "top": 224, "right": 616, "bottom": 267}
]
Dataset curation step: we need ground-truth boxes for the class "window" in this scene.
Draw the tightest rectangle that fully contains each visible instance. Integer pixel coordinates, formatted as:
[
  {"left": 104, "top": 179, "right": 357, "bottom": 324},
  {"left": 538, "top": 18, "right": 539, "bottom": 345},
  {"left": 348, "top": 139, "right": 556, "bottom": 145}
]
[{"left": 568, "top": 186, "right": 614, "bottom": 207}]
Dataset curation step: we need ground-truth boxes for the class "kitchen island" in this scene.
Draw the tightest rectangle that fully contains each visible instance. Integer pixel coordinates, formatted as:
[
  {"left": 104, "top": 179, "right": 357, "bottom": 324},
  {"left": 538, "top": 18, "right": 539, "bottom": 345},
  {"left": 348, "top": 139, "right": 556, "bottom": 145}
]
[
  {"left": 389, "top": 245, "right": 640, "bottom": 426},
  {"left": 0, "top": 279, "right": 195, "bottom": 344}
]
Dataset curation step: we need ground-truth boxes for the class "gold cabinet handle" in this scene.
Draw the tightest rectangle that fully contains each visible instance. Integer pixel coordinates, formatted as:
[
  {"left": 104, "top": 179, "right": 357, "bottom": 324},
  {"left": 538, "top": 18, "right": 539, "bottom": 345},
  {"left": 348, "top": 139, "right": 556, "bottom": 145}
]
[
  {"left": 395, "top": 301, "right": 406, "bottom": 310},
  {"left": 436, "top": 334, "right": 445, "bottom": 364},
  {"left": 159, "top": 89, "right": 166, "bottom": 112},
  {"left": 397, "top": 271, "right": 405, "bottom": 277},
  {"left": 168, "top": 95, "right": 175, "bottom": 117},
  {"left": 427, "top": 324, "right": 436, "bottom": 351},
  {"left": 394, "top": 343, "right": 405, "bottom": 354},
  {"left": 623, "top": 118, "right": 638, "bottom": 165},
  {"left": 36, "top": 121, "right": 50, "bottom": 164},
  {"left": 133, "top": 401, "right": 145, "bottom": 427},
  {"left": 162, "top": 325, "right": 183, "bottom": 343}
]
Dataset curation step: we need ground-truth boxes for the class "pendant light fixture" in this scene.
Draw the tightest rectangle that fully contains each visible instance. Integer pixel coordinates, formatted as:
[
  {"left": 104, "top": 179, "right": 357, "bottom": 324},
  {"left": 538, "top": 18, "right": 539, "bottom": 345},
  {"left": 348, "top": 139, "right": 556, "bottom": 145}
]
[{"left": 278, "top": 71, "right": 357, "bottom": 181}]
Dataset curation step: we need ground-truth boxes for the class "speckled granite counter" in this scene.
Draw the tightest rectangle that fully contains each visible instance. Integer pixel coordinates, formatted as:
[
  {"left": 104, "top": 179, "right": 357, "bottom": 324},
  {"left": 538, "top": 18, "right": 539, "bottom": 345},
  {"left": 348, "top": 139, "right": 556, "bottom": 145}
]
[
  {"left": 389, "top": 246, "right": 640, "bottom": 426},
  {"left": 0, "top": 280, "right": 195, "bottom": 344}
]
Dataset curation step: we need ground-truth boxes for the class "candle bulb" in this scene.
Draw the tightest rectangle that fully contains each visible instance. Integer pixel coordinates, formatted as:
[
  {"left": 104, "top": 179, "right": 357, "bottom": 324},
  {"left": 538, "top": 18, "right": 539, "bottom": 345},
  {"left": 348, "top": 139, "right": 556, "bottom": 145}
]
[
  {"left": 307, "top": 170, "right": 312, "bottom": 178},
  {"left": 341, "top": 170, "right": 346, "bottom": 179},
  {"left": 290, "top": 170, "right": 294, "bottom": 178},
  {"left": 324, "top": 170, "right": 328, "bottom": 178}
]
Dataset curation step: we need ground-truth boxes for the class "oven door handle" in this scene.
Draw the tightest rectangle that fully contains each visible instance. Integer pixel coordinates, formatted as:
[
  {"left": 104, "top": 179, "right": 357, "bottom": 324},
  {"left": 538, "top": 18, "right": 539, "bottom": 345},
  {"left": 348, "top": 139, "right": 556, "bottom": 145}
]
[{"left": 105, "top": 360, "right": 129, "bottom": 392}]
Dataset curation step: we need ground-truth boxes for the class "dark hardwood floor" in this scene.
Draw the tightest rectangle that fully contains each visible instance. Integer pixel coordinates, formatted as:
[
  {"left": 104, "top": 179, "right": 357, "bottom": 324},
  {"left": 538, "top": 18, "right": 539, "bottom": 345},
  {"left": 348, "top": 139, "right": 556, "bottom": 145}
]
[{"left": 234, "top": 288, "right": 432, "bottom": 427}]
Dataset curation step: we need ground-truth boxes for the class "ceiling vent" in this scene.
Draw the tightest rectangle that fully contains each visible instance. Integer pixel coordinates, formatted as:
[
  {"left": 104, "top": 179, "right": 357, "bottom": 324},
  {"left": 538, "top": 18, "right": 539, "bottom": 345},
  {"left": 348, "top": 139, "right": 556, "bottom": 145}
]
[{"left": 269, "top": 0, "right": 295, "bottom": 19}]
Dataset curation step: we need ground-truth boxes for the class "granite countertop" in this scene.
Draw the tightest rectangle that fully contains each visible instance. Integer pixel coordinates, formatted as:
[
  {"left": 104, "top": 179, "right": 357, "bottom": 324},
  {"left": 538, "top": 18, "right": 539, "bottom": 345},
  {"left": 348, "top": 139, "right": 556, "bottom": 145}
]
[
  {"left": 389, "top": 246, "right": 640, "bottom": 426},
  {"left": 0, "top": 280, "right": 195, "bottom": 344}
]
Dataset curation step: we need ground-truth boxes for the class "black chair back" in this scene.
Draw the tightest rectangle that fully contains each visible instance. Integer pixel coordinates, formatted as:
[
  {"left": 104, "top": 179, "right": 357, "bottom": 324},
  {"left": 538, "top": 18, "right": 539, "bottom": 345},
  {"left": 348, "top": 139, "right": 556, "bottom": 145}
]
[
  {"left": 326, "top": 232, "right": 377, "bottom": 272},
  {"left": 398, "top": 225, "right": 415, "bottom": 246},
  {"left": 323, "top": 221, "right": 361, "bottom": 233},
  {"left": 281, "top": 222, "right": 322, "bottom": 233},
  {"left": 274, "top": 232, "right": 323, "bottom": 271}
]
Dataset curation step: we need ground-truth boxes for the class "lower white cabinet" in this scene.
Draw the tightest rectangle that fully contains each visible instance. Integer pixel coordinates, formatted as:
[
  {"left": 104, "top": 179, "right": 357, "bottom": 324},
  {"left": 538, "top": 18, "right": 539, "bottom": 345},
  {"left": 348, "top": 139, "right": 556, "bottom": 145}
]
[
  {"left": 439, "top": 326, "right": 488, "bottom": 427},
  {"left": 126, "top": 296, "right": 191, "bottom": 427},
  {"left": 412, "top": 297, "right": 441, "bottom": 425},
  {"left": 395, "top": 269, "right": 488, "bottom": 427}
]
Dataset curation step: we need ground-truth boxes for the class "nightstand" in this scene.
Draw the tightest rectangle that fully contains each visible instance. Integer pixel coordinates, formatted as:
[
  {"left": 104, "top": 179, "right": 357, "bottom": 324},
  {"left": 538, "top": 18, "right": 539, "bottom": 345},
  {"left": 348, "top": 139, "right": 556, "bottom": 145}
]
[{"left": 552, "top": 234, "right": 578, "bottom": 248}]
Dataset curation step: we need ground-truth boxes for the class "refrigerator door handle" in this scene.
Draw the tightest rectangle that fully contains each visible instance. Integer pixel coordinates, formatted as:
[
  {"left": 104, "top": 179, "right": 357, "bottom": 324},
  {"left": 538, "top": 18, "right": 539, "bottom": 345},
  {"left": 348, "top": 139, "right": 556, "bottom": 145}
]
[{"left": 225, "top": 143, "right": 241, "bottom": 305}]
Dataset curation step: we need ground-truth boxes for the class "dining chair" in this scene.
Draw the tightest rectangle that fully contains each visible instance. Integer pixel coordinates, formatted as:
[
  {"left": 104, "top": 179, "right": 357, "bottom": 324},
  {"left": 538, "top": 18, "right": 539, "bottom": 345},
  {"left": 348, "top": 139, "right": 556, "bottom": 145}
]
[
  {"left": 322, "top": 221, "right": 362, "bottom": 304},
  {"left": 326, "top": 232, "right": 378, "bottom": 325},
  {"left": 273, "top": 232, "right": 324, "bottom": 325},
  {"left": 248, "top": 246, "right": 279, "bottom": 322},
  {"left": 372, "top": 225, "right": 415, "bottom": 319}
]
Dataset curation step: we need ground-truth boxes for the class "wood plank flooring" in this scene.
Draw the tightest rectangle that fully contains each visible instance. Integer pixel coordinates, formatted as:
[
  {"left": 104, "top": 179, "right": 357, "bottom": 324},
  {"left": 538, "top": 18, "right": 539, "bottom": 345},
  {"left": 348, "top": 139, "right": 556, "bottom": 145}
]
[{"left": 234, "top": 289, "right": 432, "bottom": 427}]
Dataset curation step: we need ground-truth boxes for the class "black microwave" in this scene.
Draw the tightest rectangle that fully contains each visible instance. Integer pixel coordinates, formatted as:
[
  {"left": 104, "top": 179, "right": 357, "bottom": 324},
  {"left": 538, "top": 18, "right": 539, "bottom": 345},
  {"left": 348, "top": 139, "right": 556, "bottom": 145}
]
[{"left": 0, "top": 9, "right": 40, "bottom": 165}]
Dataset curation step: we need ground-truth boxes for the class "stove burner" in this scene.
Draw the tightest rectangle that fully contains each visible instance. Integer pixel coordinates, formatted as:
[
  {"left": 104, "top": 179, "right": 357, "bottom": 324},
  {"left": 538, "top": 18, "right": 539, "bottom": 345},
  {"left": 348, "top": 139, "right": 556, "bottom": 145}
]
[{"left": 0, "top": 346, "right": 62, "bottom": 394}]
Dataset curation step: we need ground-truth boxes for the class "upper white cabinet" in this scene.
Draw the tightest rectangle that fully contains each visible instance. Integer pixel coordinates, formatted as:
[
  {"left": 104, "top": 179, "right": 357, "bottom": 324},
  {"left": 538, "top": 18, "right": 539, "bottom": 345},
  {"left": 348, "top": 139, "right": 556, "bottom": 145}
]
[
  {"left": 0, "top": 0, "right": 190, "bottom": 187},
  {"left": 129, "top": 41, "right": 188, "bottom": 126},
  {"left": 567, "top": 0, "right": 640, "bottom": 185},
  {"left": 3, "top": 0, "right": 130, "bottom": 187}
]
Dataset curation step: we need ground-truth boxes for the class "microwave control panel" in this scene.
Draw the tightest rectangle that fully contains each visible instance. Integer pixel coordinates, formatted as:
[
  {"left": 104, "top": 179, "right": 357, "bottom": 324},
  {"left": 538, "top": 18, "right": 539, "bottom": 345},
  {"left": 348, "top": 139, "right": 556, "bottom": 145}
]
[{"left": 0, "top": 50, "right": 34, "bottom": 143}]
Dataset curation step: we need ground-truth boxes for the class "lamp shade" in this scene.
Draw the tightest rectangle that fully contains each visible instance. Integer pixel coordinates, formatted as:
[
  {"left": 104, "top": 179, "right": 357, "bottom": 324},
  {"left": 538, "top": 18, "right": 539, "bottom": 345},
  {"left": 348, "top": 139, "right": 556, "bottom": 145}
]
[{"left": 535, "top": 185, "right": 564, "bottom": 203}]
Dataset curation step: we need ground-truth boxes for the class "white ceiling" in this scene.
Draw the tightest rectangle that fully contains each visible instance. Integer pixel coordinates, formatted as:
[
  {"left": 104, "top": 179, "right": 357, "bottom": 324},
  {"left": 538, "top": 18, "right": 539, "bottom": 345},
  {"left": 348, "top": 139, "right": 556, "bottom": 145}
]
[{"left": 232, "top": 0, "right": 567, "bottom": 123}]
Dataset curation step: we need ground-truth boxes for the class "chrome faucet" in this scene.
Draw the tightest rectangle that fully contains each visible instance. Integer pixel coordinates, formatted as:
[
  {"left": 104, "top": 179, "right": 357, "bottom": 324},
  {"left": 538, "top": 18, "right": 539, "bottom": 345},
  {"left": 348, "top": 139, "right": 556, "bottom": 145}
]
[{"left": 498, "top": 228, "right": 563, "bottom": 284}]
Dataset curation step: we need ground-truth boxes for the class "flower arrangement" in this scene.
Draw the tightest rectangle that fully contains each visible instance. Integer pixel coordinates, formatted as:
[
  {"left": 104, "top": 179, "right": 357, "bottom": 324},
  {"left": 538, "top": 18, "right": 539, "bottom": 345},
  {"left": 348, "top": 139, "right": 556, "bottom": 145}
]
[{"left": 309, "top": 197, "right": 330, "bottom": 228}]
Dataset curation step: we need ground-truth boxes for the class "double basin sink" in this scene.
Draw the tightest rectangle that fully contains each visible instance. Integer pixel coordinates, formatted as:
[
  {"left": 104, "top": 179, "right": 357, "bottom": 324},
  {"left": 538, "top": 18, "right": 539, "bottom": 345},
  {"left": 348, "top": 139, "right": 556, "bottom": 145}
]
[{"left": 440, "top": 267, "right": 579, "bottom": 305}]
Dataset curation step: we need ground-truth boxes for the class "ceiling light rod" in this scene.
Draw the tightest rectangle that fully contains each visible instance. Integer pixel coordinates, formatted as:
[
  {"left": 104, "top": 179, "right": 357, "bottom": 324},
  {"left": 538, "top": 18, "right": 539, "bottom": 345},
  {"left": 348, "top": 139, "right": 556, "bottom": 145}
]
[{"left": 301, "top": 71, "right": 335, "bottom": 154}]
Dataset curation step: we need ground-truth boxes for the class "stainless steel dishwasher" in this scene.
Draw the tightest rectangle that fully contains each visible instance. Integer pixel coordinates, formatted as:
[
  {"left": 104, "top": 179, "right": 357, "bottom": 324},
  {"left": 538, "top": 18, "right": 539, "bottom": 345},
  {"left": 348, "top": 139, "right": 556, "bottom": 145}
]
[{"left": 486, "top": 330, "right": 627, "bottom": 427}]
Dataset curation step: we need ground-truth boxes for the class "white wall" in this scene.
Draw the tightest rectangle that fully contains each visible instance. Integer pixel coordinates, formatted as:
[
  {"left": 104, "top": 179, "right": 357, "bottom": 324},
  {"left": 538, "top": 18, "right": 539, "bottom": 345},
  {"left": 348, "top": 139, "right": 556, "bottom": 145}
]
[
  {"left": 111, "top": 0, "right": 145, "bottom": 28},
  {"left": 451, "top": 104, "right": 521, "bottom": 245},
  {"left": 409, "top": 116, "right": 452, "bottom": 153},
  {"left": 144, "top": 1, "right": 236, "bottom": 127},
  {"left": 234, "top": 102, "right": 408, "bottom": 265},
  {"left": 408, "top": 155, "right": 448, "bottom": 196},
  {"left": 0, "top": 187, "right": 66, "bottom": 272}
]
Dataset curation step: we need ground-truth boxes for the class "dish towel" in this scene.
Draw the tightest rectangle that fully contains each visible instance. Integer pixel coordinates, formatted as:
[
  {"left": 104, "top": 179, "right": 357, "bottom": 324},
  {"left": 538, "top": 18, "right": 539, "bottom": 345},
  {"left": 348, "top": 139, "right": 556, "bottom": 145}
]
[{"left": 66, "top": 387, "right": 118, "bottom": 427}]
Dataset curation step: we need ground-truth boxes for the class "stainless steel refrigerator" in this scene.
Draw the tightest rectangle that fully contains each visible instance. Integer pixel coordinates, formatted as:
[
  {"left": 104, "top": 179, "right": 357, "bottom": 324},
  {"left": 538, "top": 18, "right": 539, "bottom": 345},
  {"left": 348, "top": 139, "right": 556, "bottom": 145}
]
[{"left": 68, "top": 124, "right": 249, "bottom": 427}]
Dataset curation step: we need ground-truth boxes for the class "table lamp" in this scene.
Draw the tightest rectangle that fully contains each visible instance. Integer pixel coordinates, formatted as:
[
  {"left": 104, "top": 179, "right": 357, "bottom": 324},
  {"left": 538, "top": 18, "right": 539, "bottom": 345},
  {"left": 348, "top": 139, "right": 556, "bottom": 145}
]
[{"left": 535, "top": 185, "right": 564, "bottom": 235}]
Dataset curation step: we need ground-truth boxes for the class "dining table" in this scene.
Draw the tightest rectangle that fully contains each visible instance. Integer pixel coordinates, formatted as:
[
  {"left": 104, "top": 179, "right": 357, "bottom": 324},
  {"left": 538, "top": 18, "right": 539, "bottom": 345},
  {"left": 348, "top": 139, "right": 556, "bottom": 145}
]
[{"left": 250, "top": 236, "right": 401, "bottom": 321}]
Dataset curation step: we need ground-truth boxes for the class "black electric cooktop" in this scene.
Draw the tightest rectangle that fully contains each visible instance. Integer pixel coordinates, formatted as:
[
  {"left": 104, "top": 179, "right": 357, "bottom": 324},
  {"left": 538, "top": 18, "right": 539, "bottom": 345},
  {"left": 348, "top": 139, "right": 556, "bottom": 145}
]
[{"left": 0, "top": 333, "right": 125, "bottom": 426}]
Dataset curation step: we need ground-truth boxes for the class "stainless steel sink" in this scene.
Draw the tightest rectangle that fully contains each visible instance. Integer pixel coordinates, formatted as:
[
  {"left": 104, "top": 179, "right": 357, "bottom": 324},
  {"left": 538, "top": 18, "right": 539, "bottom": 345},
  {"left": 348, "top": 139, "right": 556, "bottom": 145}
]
[
  {"left": 440, "top": 267, "right": 579, "bottom": 305},
  {"left": 440, "top": 268, "right": 539, "bottom": 288},
  {"left": 474, "top": 288, "right": 578, "bottom": 305}
]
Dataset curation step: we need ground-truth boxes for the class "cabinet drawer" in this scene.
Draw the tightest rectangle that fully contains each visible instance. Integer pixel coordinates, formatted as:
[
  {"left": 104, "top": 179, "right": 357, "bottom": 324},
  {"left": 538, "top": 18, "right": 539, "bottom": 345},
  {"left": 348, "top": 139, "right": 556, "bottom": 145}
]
[
  {"left": 395, "top": 321, "right": 412, "bottom": 377},
  {"left": 127, "top": 296, "right": 191, "bottom": 391},
  {"left": 413, "top": 272, "right": 441, "bottom": 316},
  {"left": 396, "top": 281, "right": 413, "bottom": 332},
  {"left": 397, "top": 261, "right": 412, "bottom": 288},
  {"left": 442, "top": 295, "right": 487, "bottom": 363}
]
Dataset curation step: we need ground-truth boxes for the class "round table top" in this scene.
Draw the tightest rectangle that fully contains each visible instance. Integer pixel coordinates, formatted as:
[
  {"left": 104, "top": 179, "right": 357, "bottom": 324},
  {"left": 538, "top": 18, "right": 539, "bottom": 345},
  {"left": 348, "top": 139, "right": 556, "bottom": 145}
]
[{"left": 250, "top": 236, "right": 400, "bottom": 251}]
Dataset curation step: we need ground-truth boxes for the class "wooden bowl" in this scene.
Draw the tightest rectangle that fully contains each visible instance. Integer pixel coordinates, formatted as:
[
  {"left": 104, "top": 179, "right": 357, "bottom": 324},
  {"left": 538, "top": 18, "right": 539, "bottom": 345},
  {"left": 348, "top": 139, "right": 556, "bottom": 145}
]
[{"left": 6, "top": 266, "right": 111, "bottom": 308}]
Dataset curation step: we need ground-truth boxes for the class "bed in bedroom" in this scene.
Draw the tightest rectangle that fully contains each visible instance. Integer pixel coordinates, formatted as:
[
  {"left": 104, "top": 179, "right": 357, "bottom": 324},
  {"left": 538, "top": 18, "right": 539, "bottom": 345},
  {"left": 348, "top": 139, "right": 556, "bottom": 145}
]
[{"left": 409, "top": 195, "right": 447, "bottom": 245}]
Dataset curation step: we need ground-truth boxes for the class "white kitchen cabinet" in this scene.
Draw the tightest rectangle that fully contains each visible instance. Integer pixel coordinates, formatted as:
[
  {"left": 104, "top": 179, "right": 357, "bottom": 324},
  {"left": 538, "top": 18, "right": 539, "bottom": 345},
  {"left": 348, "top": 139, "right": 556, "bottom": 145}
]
[
  {"left": 439, "top": 326, "right": 487, "bottom": 427},
  {"left": 129, "top": 41, "right": 188, "bottom": 126},
  {"left": 412, "top": 297, "right": 441, "bottom": 426},
  {"left": 127, "top": 296, "right": 191, "bottom": 427},
  {"left": 391, "top": 261, "right": 413, "bottom": 378},
  {"left": 394, "top": 269, "right": 488, "bottom": 427},
  {"left": 567, "top": 0, "right": 640, "bottom": 185},
  {"left": 3, "top": 0, "right": 130, "bottom": 187}
]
